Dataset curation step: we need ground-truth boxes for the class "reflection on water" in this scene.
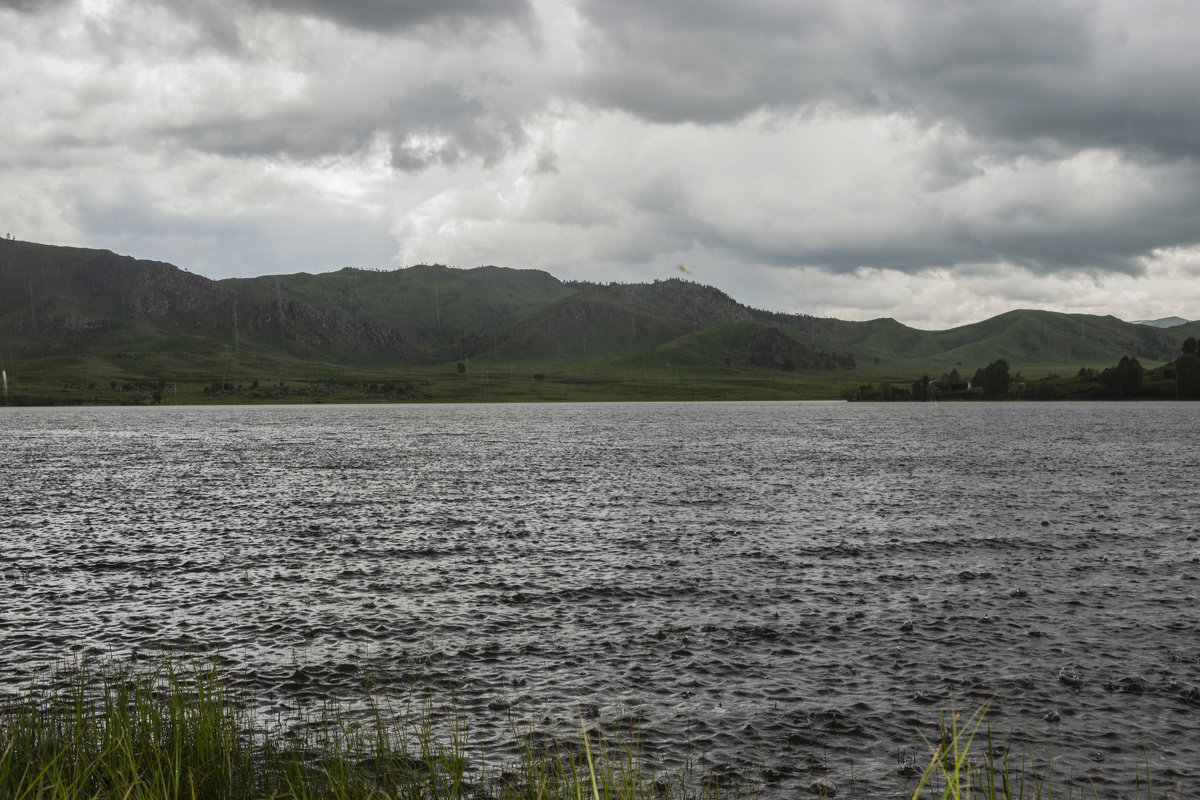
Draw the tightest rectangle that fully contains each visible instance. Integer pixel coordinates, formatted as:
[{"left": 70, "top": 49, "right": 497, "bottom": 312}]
[{"left": 2, "top": 401, "right": 1198, "bottom": 797}]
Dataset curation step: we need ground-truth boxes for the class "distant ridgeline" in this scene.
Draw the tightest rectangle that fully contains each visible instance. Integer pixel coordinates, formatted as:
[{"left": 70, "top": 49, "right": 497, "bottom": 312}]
[{"left": 1, "top": 237, "right": 1197, "bottom": 404}]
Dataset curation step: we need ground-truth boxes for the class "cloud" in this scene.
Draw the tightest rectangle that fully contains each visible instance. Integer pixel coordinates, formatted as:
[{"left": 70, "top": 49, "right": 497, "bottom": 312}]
[
  {"left": 126, "top": 4, "right": 549, "bottom": 170},
  {"left": 409, "top": 109, "right": 1200, "bottom": 280},
  {"left": 573, "top": 0, "right": 1200, "bottom": 160},
  {"left": 135, "top": 0, "right": 533, "bottom": 53},
  {"left": 245, "top": 0, "right": 533, "bottom": 34},
  {"left": 0, "top": 0, "right": 71, "bottom": 11},
  {"left": 68, "top": 158, "right": 400, "bottom": 278},
  {"left": 3, "top": 0, "right": 1200, "bottom": 327}
]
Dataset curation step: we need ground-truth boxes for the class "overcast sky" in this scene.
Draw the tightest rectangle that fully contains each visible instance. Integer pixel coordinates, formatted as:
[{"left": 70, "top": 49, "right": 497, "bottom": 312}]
[{"left": 2, "top": 0, "right": 1198, "bottom": 328}]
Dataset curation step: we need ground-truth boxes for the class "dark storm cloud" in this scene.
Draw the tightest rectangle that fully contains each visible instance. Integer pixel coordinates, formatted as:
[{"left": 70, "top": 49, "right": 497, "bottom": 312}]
[
  {"left": 384, "top": 84, "right": 530, "bottom": 172},
  {"left": 879, "top": 3, "right": 1200, "bottom": 161},
  {"left": 131, "top": 0, "right": 533, "bottom": 57},
  {"left": 154, "top": 81, "right": 527, "bottom": 171},
  {"left": 7, "top": 0, "right": 1200, "bottom": 317},
  {"left": 574, "top": 0, "right": 842, "bottom": 124},
  {"left": 244, "top": 0, "right": 532, "bottom": 33},
  {"left": 137, "top": 0, "right": 531, "bottom": 37},
  {"left": 620, "top": 143, "right": 1200, "bottom": 278},
  {"left": 736, "top": 184, "right": 1200, "bottom": 278},
  {"left": 105, "top": 0, "right": 539, "bottom": 169},
  {"left": 574, "top": 0, "right": 1200, "bottom": 160},
  {"left": 0, "top": 0, "right": 71, "bottom": 10},
  {"left": 156, "top": 112, "right": 374, "bottom": 162}
]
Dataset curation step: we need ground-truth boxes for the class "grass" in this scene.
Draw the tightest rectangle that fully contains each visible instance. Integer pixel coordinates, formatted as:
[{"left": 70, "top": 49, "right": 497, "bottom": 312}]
[
  {"left": 0, "top": 659, "right": 1182, "bottom": 800},
  {"left": 0, "top": 657, "right": 746, "bottom": 800},
  {"left": 0, "top": 352, "right": 853, "bottom": 405},
  {"left": 906, "top": 699, "right": 1181, "bottom": 800}
]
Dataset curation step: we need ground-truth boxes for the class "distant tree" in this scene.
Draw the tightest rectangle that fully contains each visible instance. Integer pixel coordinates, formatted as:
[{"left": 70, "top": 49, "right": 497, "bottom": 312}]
[
  {"left": 456, "top": 362, "right": 466, "bottom": 374},
  {"left": 1098, "top": 355, "right": 1144, "bottom": 399},
  {"left": 1175, "top": 354, "right": 1200, "bottom": 400},
  {"left": 978, "top": 359, "right": 1011, "bottom": 399},
  {"left": 911, "top": 374, "right": 932, "bottom": 400},
  {"left": 1183, "top": 336, "right": 1199, "bottom": 356}
]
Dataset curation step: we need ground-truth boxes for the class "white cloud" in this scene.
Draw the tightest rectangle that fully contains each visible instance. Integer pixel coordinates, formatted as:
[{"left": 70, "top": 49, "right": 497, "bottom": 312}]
[{"left": 2, "top": 0, "right": 1199, "bottom": 328}]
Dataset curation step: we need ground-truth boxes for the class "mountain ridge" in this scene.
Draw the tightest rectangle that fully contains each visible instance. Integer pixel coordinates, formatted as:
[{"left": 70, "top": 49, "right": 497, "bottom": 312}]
[
  {"left": 2, "top": 238, "right": 1196, "bottom": 402},
  {"left": 1135, "top": 316, "right": 1190, "bottom": 328}
]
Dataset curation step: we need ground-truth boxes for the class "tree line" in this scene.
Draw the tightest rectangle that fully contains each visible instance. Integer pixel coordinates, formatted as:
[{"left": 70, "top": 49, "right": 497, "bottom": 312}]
[{"left": 844, "top": 336, "right": 1200, "bottom": 401}]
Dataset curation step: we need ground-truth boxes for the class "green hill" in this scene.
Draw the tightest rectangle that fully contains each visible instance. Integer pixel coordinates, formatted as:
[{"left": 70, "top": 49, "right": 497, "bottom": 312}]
[
  {"left": 1, "top": 237, "right": 1195, "bottom": 404},
  {"left": 224, "top": 264, "right": 572, "bottom": 362},
  {"left": 629, "top": 321, "right": 856, "bottom": 371},
  {"left": 0, "top": 238, "right": 428, "bottom": 365}
]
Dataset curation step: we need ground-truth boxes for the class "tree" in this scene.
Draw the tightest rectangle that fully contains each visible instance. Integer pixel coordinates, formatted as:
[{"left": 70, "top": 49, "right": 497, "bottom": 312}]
[
  {"left": 1098, "top": 355, "right": 1144, "bottom": 399},
  {"left": 1176, "top": 354, "right": 1200, "bottom": 399},
  {"left": 978, "top": 359, "right": 1011, "bottom": 399},
  {"left": 456, "top": 362, "right": 466, "bottom": 374},
  {"left": 1183, "top": 336, "right": 1198, "bottom": 356}
]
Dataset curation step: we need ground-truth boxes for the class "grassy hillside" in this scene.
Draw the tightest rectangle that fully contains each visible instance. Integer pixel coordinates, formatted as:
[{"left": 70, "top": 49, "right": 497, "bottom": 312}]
[
  {"left": 625, "top": 321, "right": 855, "bottom": 371},
  {"left": 913, "top": 309, "right": 1182, "bottom": 366},
  {"left": 1, "top": 238, "right": 1196, "bottom": 404},
  {"left": 0, "top": 239, "right": 429, "bottom": 364},
  {"left": 225, "top": 264, "right": 573, "bottom": 362}
]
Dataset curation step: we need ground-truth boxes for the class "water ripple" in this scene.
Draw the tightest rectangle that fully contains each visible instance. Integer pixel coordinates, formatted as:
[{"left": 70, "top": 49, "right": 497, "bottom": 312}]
[{"left": 2, "top": 401, "right": 1198, "bottom": 798}]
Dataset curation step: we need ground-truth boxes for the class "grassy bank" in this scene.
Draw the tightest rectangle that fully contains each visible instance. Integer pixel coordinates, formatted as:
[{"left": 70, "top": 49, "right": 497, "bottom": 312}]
[
  {"left": 0, "top": 356, "right": 851, "bottom": 405},
  {"left": 0, "top": 659, "right": 1178, "bottom": 799},
  {"left": 0, "top": 658, "right": 747, "bottom": 800}
]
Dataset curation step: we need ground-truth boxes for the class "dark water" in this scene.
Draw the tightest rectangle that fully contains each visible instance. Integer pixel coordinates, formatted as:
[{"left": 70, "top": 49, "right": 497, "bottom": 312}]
[{"left": 2, "top": 402, "right": 1198, "bottom": 797}]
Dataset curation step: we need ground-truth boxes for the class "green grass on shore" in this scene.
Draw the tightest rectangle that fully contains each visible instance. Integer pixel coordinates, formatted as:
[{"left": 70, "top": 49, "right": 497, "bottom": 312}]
[
  {"left": 0, "top": 353, "right": 852, "bottom": 405},
  {"left": 0, "top": 659, "right": 1180, "bottom": 800},
  {"left": 0, "top": 658, "right": 746, "bottom": 800},
  {"left": 904, "top": 699, "right": 1180, "bottom": 800}
]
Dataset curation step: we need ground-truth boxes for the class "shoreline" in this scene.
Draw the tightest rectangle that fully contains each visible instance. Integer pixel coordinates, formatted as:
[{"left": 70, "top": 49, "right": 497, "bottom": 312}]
[{"left": 0, "top": 657, "right": 1178, "bottom": 800}]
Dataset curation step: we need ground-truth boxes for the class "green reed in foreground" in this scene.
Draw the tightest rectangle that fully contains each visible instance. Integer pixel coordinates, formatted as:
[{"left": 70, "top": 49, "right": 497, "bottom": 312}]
[
  {"left": 0, "top": 658, "right": 740, "bottom": 800},
  {"left": 906, "top": 699, "right": 1179, "bottom": 800},
  {"left": 0, "top": 658, "right": 1177, "bottom": 800}
]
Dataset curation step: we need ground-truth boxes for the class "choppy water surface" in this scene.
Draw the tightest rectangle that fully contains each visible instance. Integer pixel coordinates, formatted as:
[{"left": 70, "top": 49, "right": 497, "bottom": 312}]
[{"left": 2, "top": 402, "right": 1198, "bottom": 797}]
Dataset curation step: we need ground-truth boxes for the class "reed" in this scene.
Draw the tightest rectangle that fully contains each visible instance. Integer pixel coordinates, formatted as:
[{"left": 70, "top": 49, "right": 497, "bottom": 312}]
[
  {"left": 906, "top": 699, "right": 1180, "bottom": 800},
  {"left": 1, "top": 659, "right": 1177, "bottom": 800},
  {"left": 0, "top": 657, "right": 744, "bottom": 800}
]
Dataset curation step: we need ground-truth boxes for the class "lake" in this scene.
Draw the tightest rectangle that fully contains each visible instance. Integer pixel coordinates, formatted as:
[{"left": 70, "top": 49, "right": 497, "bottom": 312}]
[{"left": 2, "top": 401, "right": 1198, "bottom": 797}]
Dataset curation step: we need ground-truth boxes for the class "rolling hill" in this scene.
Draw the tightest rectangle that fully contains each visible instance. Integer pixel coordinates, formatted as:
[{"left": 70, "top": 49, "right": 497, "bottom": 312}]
[
  {"left": 1, "top": 237, "right": 1195, "bottom": 403},
  {"left": 0, "top": 239, "right": 428, "bottom": 364}
]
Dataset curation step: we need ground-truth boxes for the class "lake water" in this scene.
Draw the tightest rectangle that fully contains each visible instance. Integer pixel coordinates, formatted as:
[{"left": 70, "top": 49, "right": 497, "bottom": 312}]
[{"left": 2, "top": 401, "right": 1198, "bottom": 797}]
